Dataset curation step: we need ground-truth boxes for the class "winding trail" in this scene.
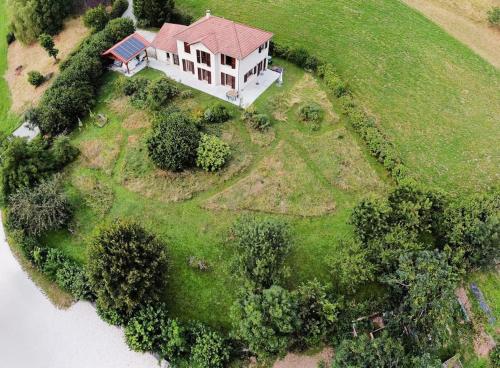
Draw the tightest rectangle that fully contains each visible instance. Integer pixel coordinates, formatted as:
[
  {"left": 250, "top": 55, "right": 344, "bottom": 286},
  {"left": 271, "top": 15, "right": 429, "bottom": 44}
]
[{"left": 0, "top": 214, "right": 161, "bottom": 368}]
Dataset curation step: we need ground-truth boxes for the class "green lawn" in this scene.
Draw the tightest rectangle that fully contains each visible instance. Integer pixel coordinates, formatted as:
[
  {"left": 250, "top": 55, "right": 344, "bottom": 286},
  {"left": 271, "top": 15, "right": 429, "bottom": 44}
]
[
  {"left": 0, "top": 0, "right": 19, "bottom": 134},
  {"left": 177, "top": 0, "right": 500, "bottom": 194},
  {"left": 43, "top": 62, "right": 389, "bottom": 328}
]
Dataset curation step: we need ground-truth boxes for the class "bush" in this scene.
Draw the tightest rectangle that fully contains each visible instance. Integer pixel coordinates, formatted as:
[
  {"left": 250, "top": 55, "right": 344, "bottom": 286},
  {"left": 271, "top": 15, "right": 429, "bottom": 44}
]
[
  {"left": 299, "top": 103, "right": 323, "bottom": 130},
  {"left": 27, "top": 70, "right": 45, "bottom": 87},
  {"left": 490, "top": 345, "right": 500, "bottom": 367},
  {"left": 87, "top": 220, "right": 168, "bottom": 315},
  {"left": 487, "top": 7, "right": 500, "bottom": 26},
  {"left": 6, "top": 31, "right": 15, "bottom": 45},
  {"left": 96, "top": 301, "right": 128, "bottom": 326},
  {"left": 242, "top": 108, "right": 271, "bottom": 131},
  {"left": 125, "top": 303, "right": 169, "bottom": 352},
  {"left": 83, "top": 5, "right": 110, "bottom": 32},
  {"left": 180, "top": 89, "right": 194, "bottom": 99},
  {"left": 41, "top": 247, "right": 66, "bottom": 279},
  {"left": 232, "top": 216, "right": 291, "bottom": 289},
  {"left": 196, "top": 134, "right": 231, "bottom": 172},
  {"left": 190, "top": 325, "right": 230, "bottom": 368},
  {"left": 7, "top": 175, "right": 72, "bottom": 237},
  {"left": 110, "top": 0, "right": 129, "bottom": 19},
  {"left": 55, "top": 260, "right": 95, "bottom": 301},
  {"left": 203, "top": 103, "right": 231, "bottom": 124},
  {"left": 231, "top": 286, "right": 298, "bottom": 357},
  {"left": 147, "top": 112, "right": 200, "bottom": 171},
  {"left": 146, "top": 77, "right": 179, "bottom": 110},
  {"left": 319, "top": 63, "right": 350, "bottom": 97},
  {"left": 295, "top": 280, "right": 338, "bottom": 348},
  {"left": 171, "top": 8, "right": 194, "bottom": 25},
  {"left": 121, "top": 76, "right": 150, "bottom": 96},
  {"left": 158, "top": 319, "right": 189, "bottom": 362},
  {"left": 51, "top": 136, "right": 79, "bottom": 167}
]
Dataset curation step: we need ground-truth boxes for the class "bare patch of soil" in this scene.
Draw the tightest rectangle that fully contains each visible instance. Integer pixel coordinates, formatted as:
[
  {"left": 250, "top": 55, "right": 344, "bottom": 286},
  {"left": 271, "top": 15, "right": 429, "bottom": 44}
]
[
  {"left": 273, "top": 348, "right": 333, "bottom": 368},
  {"left": 6, "top": 17, "right": 89, "bottom": 114},
  {"left": 403, "top": 0, "right": 500, "bottom": 68}
]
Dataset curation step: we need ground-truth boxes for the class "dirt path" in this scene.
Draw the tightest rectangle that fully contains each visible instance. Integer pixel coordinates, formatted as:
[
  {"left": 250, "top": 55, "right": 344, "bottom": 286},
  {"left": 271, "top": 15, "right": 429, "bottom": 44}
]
[{"left": 402, "top": 0, "right": 500, "bottom": 68}]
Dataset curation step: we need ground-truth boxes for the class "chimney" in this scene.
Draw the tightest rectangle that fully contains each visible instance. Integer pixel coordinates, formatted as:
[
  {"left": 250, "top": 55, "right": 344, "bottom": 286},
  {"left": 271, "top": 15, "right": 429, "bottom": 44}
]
[{"left": 206, "top": 9, "right": 211, "bottom": 18}]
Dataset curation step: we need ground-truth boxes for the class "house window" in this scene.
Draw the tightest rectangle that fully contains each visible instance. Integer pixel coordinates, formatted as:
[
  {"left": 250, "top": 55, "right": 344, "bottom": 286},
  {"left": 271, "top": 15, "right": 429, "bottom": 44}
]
[
  {"left": 221, "top": 72, "right": 235, "bottom": 89},
  {"left": 196, "top": 50, "right": 211, "bottom": 67},
  {"left": 184, "top": 42, "right": 191, "bottom": 53},
  {"left": 182, "top": 59, "right": 195, "bottom": 74},
  {"left": 173, "top": 54, "right": 179, "bottom": 65},
  {"left": 197, "top": 68, "right": 212, "bottom": 84},
  {"left": 258, "top": 42, "right": 268, "bottom": 53},
  {"left": 244, "top": 68, "right": 255, "bottom": 83},
  {"left": 220, "top": 54, "right": 236, "bottom": 69}
]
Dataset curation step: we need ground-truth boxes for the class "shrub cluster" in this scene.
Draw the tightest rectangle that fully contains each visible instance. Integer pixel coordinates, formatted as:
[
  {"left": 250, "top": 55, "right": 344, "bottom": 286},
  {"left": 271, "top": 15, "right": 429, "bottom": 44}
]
[
  {"left": 134, "top": 0, "right": 175, "bottom": 28},
  {"left": 298, "top": 103, "right": 323, "bottom": 130},
  {"left": 242, "top": 108, "right": 271, "bottom": 131},
  {"left": 196, "top": 134, "right": 231, "bottom": 172},
  {"left": 83, "top": 4, "right": 110, "bottom": 32},
  {"left": 110, "top": 0, "right": 129, "bottom": 19},
  {"left": 487, "top": 7, "right": 500, "bottom": 27},
  {"left": 27, "top": 70, "right": 45, "bottom": 86},
  {"left": 33, "top": 18, "right": 135, "bottom": 135},
  {"left": 317, "top": 63, "right": 350, "bottom": 97},
  {"left": 203, "top": 103, "right": 232, "bottom": 124},
  {"left": 146, "top": 77, "right": 180, "bottom": 110}
]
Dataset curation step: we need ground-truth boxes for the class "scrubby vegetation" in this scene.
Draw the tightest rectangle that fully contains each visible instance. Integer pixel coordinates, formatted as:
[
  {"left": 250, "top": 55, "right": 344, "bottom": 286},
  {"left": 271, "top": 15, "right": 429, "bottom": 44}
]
[
  {"left": 134, "top": 0, "right": 175, "bottom": 27},
  {"left": 27, "top": 70, "right": 45, "bottom": 86},
  {"left": 196, "top": 134, "right": 231, "bottom": 172}
]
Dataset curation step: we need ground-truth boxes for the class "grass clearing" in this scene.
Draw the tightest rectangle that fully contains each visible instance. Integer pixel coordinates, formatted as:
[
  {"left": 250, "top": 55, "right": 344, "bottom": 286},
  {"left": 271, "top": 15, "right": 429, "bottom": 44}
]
[
  {"left": 40, "top": 60, "right": 388, "bottom": 327},
  {"left": 177, "top": 0, "right": 500, "bottom": 193}
]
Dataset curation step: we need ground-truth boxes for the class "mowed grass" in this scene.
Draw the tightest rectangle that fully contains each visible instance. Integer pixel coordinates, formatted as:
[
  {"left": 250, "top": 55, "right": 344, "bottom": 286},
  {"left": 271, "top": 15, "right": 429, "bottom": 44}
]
[
  {"left": 177, "top": 0, "right": 500, "bottom": 193},
  {"left": 0, "top": 0, "right": 20, "bottom": 134},
  {"left": 42, "top": 62, "right": 389, "bottom": 328}
]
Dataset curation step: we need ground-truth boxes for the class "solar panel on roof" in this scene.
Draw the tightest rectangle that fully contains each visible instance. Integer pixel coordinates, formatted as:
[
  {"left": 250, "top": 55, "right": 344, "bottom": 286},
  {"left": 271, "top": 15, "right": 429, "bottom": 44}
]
[{"left": 113, "top": 37, "right": 147, "bottom": 61}]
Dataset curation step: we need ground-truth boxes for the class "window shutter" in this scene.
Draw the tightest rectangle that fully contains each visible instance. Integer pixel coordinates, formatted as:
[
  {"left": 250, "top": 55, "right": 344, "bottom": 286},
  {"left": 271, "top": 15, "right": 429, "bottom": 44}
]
[
  {"left": 197, "top": 50, "right": 201, "bottom": 63},
  {"left": 221, "top": 54, "right": 224, "bottom": 64},
  {"left": 207, "top": 54, "right": 211, "bottom": 67},
  {"left": 208, "top": 71, "right": 211, "bottom": 84},
  {"left": 231, "top": 57, "right": 235, "bottom": 69}
]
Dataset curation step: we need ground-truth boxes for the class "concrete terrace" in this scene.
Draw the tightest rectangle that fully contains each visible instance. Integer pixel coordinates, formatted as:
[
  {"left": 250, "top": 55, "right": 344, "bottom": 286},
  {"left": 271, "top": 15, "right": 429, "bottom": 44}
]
[{"left": 113, "top": 29, "right": 281, "bottom": 108}]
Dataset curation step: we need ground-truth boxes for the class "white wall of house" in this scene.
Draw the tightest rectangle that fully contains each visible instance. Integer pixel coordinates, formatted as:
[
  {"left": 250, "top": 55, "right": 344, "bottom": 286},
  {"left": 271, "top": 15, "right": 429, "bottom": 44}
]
[
  {"left": 238, "top": 43, "right": 270, "bottom": 91},
  {"left": 155, "top": 39, "right": 270, "bottom": 91}
]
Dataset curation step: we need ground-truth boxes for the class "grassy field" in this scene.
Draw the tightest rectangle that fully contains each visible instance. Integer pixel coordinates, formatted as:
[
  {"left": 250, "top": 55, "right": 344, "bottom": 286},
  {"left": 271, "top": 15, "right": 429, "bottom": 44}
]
[
  {"left": 177, "top": 0, "right": 500, "bottom": 193},
  {"left": 43, "top": 62, "right": 389, "bottom": 328},
  {"left": 0, "top": 0, "right": 19, "bottom": 134}
]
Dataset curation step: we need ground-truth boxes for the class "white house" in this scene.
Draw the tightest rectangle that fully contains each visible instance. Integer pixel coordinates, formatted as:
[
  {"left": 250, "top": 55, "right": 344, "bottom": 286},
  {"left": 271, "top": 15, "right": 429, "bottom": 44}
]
[{"left": 150, "top": 11, "right": 274, "bottom": 98}]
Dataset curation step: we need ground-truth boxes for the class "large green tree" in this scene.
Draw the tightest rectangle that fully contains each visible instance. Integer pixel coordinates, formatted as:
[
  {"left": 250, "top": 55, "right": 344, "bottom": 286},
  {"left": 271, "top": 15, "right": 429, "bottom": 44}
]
[
  {"left": 8, "top": 0, "right": 71, "bottom": 44},
  {"left": 133, "top": 0, "right": 175, "bottom": 27},
  {"left": 88, "top": 221, "right": 168, "bottom": 317}
]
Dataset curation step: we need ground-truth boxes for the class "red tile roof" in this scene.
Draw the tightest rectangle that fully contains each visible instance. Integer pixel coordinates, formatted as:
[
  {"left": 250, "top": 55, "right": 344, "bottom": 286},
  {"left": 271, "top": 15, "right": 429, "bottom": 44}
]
[
  {"left": 151, "top": 23, "right": 188, "bottom": 53},
  {"left": 152, "top": 15, "right": 273, "bottom": 60}
]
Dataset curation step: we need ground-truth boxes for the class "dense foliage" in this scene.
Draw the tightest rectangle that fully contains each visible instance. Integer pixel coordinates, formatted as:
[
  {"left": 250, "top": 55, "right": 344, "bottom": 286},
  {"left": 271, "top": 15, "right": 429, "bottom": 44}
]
[
  {"left": 203, "top": 103, "right": 231, "bottom": 124},
  {"left": 190, "top": 324, "right": 230, "bottom": 368},
  {"left": 231, "top": 217, "right": 291, "bottom": 289},
  {"left": 110, "top": 0, "right": 129, "bottom": 19},
  {"left": 147, "top": 112, "right": 200, "bottom": 171},
  {"left": 38, "top": 33, "right": 58, "bottom": 61},
  {"left": 125, "top": 303, "right": 169, "bottom": 352},
  {"left": 133, "top": 0, "right": 175, "bottom": 27},
  {"left": 83, "top": 5, "right": 110, "bottom": 32},
  {"left": 8, "top": 0, "right": 72, "bottom": 44},
  {"left": 87, "top": 221, "right": 168, "bottom": 316},
  {"left": 196, "top": 134, "right": 231, "bottom": 172},
  {"left": 0, "top": 136, "right": 78, "bottom": 199},
  {"left": 242, "top": 108, "right": 271, "bottom": 131},
  {"left": 27, "top": 70, "right": 44, "bottom": 86},
  {"left": 146, "top": 77, "right": 179, "bottom": 110},
  {"left": 231, "top": 286, "right": 298, "bottom": 357},
  {"left": 7, "top": 176, "right": 72, "bottom": 237},
  {"left": 487, "top": 7, "right": 500, "bottom": 27}
]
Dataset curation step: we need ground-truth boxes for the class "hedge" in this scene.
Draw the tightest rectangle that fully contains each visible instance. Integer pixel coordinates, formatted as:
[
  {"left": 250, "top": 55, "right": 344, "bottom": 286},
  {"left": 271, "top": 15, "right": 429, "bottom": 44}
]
[{"left": 34, "top": 18, "right": 135, "bottom": 135}]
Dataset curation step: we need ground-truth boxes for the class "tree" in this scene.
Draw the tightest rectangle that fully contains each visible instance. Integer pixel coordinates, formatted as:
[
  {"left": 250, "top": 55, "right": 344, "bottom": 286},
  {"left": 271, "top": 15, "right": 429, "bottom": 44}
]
[
  {"left": 231, "top": 286, "right": 298, "bottom": 358},
  {"left": 133, "top": 0, "right": 175, "bottom": 27},
  {"left": 146, "top": 112, "right": 200, "bottom": 171},
  {"left": 332, "top": 333, "right": 406, "bottom": 368},
  {"left": 38, "top": 33, "right": 59, "bottom": 61},
  {"left": 7, "top": 175, "right": 72, "bottom": 237},
  {"left": 196, "top": 134, "right": 231, "bottom": 172},
  {"left": 0, "top": 136, "right": 77, "bottom": 199},
  {"left": 8, "top": 0, "right": 71, "bottom": 44},
  {"left": 87, "top": 221, "right": 168, "bottom": 316},
  {"left": 125, "top": 303, "right": 169, "bottom": 352},
  {"left": 382, "top": 250, "right": 460, "bottom": 352},
  {"left": 231, "top": 216, "right": 291, "bottom": 289},
  {"left": 83, "top": 5, "right": 110, "bottom": 32},
  {"left": 27, "top": 70, "right": 44, "bottom": 86},
  {"left": 295, "top": 280, "right": 338, "bottom": 348}
]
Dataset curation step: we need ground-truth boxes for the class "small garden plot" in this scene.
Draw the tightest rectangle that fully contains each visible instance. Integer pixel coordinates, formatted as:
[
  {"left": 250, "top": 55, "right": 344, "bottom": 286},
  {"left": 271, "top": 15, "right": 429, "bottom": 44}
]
[
  {"left": 294, "top": 128, "right": 389, "bottom": 193},
  {"left": 204, "top": 141, "right": 336, "bottom": 217}
]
